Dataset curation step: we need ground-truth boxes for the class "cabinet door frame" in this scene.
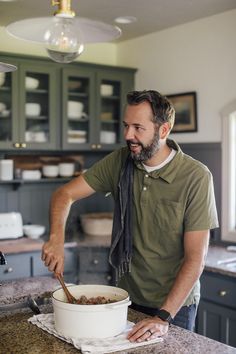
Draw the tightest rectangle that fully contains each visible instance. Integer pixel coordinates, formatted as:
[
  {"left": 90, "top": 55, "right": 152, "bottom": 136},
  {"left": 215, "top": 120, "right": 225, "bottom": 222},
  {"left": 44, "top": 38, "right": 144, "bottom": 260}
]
[
  {"left": 19, "top": 62, "right": 59, "bottom": 150},
  {"left": 198, "top": 299, "right": 236, "bottom": 347},
  {"left": 0, "top": 56, "right": 19, "bottom": 150}
]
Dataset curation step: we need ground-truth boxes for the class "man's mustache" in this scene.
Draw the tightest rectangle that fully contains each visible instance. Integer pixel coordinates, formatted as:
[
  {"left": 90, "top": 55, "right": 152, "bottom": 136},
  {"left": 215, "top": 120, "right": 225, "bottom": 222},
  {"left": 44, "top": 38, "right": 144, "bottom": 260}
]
[{"left": 126, "top": 140, "right": 143, "bottom": 147}]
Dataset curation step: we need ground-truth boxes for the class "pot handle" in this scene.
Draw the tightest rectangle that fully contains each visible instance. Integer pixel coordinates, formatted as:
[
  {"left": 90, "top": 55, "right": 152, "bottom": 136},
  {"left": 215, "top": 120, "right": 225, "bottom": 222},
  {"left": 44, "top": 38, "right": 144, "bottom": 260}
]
[{"left": 105, "top": 300, "right": 132, "bottom": 309}]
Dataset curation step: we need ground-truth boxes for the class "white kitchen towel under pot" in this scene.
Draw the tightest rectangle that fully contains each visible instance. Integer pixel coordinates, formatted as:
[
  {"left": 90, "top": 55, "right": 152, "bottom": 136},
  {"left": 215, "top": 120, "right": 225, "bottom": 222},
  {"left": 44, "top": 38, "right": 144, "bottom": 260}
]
[{"left": 28, "top": 313, "right": 163, "bottom": 353}]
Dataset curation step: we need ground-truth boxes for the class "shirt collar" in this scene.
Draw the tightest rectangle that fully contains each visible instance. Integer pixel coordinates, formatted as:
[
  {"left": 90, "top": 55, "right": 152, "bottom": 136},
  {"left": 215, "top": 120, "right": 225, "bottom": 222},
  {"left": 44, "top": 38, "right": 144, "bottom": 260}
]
[{"left": 134, "top": 139, "right": 184, "bottom": 183}]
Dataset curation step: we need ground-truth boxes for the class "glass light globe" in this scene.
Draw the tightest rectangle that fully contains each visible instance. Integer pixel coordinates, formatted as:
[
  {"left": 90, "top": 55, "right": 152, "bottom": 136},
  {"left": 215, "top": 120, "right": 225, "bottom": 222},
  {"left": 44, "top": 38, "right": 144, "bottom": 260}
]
[{"left": 44, "top": 17, "right": 84, "bottom": 64}]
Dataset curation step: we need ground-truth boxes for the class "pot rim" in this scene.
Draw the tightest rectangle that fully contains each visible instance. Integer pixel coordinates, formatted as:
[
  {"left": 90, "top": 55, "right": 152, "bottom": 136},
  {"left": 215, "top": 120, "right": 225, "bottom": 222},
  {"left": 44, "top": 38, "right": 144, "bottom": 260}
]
[{"left": 52, "top": 284, "right": 129, "bottom": 308}]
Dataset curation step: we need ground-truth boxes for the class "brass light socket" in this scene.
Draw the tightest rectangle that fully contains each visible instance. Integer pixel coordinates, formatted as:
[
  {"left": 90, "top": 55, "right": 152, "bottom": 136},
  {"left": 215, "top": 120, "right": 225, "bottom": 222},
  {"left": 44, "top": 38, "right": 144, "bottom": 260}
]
[{"left": 52, "top": 0, "right": 76, "bottom": 18}]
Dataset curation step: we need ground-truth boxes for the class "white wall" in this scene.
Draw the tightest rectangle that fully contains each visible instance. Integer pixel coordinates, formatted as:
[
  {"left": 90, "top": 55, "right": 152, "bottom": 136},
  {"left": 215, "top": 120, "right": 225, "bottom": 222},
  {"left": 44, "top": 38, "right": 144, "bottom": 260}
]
[
  {"left": 116, "top": 10, "right": 236, "bottom": 143},
  {"left": 0, "top": 27, "right": 118, "bottom": 66}
]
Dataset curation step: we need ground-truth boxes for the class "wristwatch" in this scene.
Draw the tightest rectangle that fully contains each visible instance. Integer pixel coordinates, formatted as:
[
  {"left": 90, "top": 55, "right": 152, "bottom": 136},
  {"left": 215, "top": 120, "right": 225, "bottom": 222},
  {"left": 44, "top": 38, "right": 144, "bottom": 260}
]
[{"left": 157, "top": 309, "right": 173, "bottom": 324}]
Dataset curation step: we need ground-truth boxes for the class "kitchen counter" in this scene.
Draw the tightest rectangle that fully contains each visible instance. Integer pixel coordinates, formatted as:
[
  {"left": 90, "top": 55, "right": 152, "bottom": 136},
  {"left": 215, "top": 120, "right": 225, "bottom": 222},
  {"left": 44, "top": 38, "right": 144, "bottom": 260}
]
[
  {"left": 0, "top": 282, "right": 236, "bottom": 354},
  {"left": 204, "top": 245, "right": 236, "bottom": 278},
  {"left": 0, "top": 237, "right": 78, "bottom": 254},
  {"left": 1, "top": 238, "right": 236, "bottom": 277}
]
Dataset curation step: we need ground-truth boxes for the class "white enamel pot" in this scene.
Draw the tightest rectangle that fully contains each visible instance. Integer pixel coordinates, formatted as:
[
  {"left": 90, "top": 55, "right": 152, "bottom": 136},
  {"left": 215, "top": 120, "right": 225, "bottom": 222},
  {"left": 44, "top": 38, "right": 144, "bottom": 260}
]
[{"left": 52, "top": 284, "right": 131, "bottom": 339}]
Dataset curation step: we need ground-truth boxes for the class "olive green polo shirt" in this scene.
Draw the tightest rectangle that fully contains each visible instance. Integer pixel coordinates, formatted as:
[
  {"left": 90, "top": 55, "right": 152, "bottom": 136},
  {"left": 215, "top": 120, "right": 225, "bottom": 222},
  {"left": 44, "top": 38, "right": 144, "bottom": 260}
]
[{"left": 83, "top": 139, "right": 219, "bottom": 308}]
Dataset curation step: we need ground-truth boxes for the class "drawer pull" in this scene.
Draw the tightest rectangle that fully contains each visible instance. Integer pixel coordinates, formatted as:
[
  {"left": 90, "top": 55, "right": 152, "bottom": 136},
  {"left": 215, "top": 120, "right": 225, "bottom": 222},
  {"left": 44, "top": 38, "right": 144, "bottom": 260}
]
[
  {"left": 218, "top": 290, "right": 227, "bottom": 297},
  {"left": 4, "top": 267, "right": 13, "bottom": 274},
  {"left": 106, "top": 275, "right": 112, "bottom": 281},
  {"left": 93, "top": 259, "right": 99, "bottom": 265}
]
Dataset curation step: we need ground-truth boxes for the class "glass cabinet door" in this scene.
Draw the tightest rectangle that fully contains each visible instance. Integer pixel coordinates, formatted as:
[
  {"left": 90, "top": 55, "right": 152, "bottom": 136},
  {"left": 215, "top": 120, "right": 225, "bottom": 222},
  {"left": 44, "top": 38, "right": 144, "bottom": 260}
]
[
  {"left": 62, "top": 68, "right": 95, "bottom": 150},
  {"left": 19, "top": 64, "right": 58, "bottom": 150},
  {"left": 96, "top": 71, "right": 132, "bottom": 150},
  {"left": 0, "top": 68, "right": 18, "bottom": 149}
]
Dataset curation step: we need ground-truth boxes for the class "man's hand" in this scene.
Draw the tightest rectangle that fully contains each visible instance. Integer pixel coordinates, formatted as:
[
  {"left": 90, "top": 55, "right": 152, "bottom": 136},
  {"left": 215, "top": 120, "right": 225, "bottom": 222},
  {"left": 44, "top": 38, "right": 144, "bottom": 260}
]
[
  {"left": 127, "top": 317, "right": 169, "bottom": 342},
  {"left": 41, "top": 240, "right": 64, "bottom": 275}
]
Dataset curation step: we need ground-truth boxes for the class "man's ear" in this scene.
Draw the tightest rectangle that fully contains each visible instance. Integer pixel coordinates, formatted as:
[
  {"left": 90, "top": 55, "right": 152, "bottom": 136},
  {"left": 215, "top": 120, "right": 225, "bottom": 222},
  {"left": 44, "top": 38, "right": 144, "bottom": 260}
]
[{"left": 159, "top": 122, "right": 171, "bottom": 139}]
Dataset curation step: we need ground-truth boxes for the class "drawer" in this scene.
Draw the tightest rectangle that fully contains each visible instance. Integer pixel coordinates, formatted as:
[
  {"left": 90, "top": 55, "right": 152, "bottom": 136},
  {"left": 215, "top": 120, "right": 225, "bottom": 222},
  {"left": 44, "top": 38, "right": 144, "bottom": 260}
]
[
  {"left": 78, "top": 248, "right": 110, "bottom": 273},
  {"left": 0, "top": 253, "right": 31, "bottom": 280},
  {"left": 33, "top": 248, "right": 77, "bottom": 276},
  {"left": 201, "top": 272, "right": 236, "bottom": 310}
]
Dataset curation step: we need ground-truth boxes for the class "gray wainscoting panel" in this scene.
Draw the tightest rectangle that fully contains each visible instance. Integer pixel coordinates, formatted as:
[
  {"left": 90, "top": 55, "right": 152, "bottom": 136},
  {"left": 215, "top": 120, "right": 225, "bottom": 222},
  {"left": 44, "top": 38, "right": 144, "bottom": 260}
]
[{"left": 180, "top": 142, "right": 221, "bottom": 242}]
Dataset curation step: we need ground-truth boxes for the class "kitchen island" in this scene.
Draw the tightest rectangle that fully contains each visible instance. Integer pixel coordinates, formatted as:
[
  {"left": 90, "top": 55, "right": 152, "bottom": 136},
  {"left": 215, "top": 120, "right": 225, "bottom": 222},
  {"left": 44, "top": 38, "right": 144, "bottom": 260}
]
[{"left": 1, "top": 278, "right": 236, "bottom": 354}]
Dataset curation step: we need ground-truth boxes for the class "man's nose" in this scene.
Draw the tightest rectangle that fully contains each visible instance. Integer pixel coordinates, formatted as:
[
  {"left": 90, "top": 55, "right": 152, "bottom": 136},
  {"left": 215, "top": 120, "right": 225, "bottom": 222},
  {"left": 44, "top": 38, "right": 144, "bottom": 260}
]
[{"left": 124, "top": 127, "right": 134, "bottom": 140}]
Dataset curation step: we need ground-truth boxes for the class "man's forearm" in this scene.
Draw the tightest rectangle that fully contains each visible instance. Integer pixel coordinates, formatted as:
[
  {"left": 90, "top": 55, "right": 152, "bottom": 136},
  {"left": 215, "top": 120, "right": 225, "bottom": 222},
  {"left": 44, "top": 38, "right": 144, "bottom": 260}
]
[
  {"left": 160, "top": 257, "right": 204, "bottom": 317},
  {"left": 160, "top": 230, "right": 209, "bottom": 318},
  {"left": 49, "top": 185, "right": 73, "bottom": 242}
]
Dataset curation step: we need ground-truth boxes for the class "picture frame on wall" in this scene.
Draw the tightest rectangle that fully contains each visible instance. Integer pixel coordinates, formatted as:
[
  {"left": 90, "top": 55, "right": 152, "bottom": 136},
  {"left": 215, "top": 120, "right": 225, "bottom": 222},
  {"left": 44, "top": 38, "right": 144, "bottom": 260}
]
[{"left": 166, "top": 92, "right": 197, "bottom": 133}]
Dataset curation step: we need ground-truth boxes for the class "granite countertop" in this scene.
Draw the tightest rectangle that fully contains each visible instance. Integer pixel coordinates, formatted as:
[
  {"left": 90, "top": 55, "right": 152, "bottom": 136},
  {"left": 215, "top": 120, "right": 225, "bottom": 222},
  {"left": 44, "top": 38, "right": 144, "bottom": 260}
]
[
  {"left": 204, "top": 245, "right": 236, "bottom": 278},
  {"left": 0, "top": 278, "right": 236, "bottom": 354}
]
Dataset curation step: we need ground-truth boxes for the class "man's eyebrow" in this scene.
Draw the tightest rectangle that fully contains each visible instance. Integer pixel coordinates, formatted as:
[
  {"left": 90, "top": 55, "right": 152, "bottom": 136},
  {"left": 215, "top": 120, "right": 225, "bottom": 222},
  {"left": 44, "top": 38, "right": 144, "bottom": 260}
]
[{"left": 122, "top": 121, "right": 146, "bottom": 128}]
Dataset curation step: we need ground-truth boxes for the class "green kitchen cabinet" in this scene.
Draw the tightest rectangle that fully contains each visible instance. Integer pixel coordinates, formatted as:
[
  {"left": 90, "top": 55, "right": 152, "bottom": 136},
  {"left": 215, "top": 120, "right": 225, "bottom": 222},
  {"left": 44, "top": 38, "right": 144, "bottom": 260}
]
[
  {"left": 61, "top": 66, "right": 135, "bottom": 151},
  {"left": 61, "top": 66, "right": 96, "bottom": 150},
  {"left": 197, "top": 271, "right": 236, "bottom": 347},
  {"left": 77, "top": 247, "right": 113, "bottom": 285},
  {"left": 0, "top": 53, "right": 136, "bottom": 152},
  {"left": 0, "top": 247, "right": 78, "bottom": 283},
  {"left": 0, "top": 56, "right": 59, "bottom": 151}
]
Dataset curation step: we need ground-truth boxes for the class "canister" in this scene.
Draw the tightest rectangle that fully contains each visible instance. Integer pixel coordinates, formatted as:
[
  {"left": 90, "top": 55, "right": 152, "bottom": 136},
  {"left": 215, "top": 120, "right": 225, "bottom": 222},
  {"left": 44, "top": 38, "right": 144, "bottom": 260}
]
[{"left": 0, "top": 159, "right": 14, "bottom": 180}]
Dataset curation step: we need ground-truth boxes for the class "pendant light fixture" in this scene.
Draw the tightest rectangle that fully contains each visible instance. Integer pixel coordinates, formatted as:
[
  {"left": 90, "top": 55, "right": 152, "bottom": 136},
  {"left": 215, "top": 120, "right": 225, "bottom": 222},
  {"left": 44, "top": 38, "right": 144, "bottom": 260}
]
[
  {"left": 6, "top": 0, "right": 122, "bottom": 64},
  {"left": 0, "top": 62, "right": 17, "bottom": 72}
]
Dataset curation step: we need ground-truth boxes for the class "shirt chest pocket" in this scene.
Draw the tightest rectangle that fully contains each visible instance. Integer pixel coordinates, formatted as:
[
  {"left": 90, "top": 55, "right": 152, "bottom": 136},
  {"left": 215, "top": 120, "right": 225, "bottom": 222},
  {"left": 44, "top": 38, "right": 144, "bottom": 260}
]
[{"left": 154, "top": 199, "right": 183, "bottom": 232}]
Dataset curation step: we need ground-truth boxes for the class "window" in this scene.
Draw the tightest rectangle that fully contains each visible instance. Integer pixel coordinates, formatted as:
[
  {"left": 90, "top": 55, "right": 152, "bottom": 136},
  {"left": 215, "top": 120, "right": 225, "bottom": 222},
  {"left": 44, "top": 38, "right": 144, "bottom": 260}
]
[{"left": 221, "top": 101, "right": 236, "bottom": 242}]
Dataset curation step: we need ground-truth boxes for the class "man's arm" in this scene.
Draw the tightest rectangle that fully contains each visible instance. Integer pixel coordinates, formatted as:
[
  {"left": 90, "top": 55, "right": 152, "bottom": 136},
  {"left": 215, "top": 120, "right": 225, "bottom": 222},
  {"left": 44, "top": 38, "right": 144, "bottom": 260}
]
[
  {"left": 160, "top": 229, "right": 209, "bottom": 316},
  {"left": 41, "top": 175, "right": 95, "bottom": 274},
  {"left": 127, "top": 229, "right": 209, "bottom": 342}
]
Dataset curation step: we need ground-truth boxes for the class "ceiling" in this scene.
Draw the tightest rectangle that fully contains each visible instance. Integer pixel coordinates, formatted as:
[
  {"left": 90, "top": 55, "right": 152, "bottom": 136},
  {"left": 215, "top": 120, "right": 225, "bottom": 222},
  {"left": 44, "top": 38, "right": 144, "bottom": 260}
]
[{"left": 0, "top": 0, "right": 236, "bottom": 42}]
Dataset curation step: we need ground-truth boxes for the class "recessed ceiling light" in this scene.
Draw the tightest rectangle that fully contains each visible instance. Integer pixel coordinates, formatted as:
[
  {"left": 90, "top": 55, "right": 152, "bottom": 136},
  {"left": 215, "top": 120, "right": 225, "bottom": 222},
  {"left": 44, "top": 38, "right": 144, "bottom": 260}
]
[{"left": 114, "top": 16, "right": 137, "bottom": 24}]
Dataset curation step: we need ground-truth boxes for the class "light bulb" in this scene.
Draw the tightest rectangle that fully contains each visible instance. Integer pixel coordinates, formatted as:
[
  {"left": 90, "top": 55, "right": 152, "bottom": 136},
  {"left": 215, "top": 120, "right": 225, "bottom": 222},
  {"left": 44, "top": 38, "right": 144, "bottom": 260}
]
[{"left": 44, "top": 17, "right": 84, "bottom": 64}]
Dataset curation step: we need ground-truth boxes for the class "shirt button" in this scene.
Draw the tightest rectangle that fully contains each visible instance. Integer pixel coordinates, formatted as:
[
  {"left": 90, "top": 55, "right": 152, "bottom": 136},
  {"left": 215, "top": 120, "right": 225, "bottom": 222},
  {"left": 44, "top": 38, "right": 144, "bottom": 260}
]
[
  {"left": 145, "top": 174, "right": 149, "bottom": 178},
  {"left": 143, "top": 186, "right": 147, "bottom": 191}
]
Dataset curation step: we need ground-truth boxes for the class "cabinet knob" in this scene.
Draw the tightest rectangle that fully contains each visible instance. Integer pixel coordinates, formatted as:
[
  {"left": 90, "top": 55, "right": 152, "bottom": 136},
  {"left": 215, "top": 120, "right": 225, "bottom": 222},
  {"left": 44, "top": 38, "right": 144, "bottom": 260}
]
[
  {"left": 106, "top": 275, "right": 112, "bottom": 281},
  {"left": 13, "top": 142, "right": 20, "bottom": 148},
  {"left": 218, "top": 290, "right": 227, "bottom": 297},
  {"left": 91, "top": 144, "right": 97, "bottom": 149},
  {"left": 4, "top": 267, "right": 13, "bottom": 274},
  {"left": 93, "top": 259, "right": 99, "bottom": 265},
  {"left": 97, "top": 144, "right": 102, "bottom": 149},
  {"left": 20, "top": 143, "right": 27, "bottom": 148}
]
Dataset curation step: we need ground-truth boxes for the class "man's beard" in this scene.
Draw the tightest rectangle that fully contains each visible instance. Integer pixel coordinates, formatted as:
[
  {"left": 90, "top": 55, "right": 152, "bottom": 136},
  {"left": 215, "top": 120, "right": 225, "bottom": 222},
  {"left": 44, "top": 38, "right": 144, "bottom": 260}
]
[{"left": 127, "top": 128, "right": 161, "bottom": 162}]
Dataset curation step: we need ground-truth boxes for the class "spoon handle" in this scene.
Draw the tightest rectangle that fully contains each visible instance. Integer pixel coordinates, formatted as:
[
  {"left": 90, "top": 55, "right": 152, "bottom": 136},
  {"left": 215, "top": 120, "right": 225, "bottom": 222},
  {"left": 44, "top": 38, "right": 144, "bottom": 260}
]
[{"left": 56, "top": 274, "right": 77, "bottom": 304}]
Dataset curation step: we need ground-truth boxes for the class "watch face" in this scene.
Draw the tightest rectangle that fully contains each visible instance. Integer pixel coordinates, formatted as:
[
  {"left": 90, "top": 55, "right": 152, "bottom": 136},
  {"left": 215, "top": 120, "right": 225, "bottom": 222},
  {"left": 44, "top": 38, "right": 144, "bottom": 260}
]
[{"left": 158, "top": 309, "right": 172, "bottom": 323}]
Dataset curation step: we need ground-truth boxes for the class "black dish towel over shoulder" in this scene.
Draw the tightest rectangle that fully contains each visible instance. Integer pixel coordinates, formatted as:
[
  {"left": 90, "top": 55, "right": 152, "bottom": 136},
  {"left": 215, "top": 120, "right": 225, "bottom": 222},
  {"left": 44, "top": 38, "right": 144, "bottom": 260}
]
[{"left": 109, "top": 154, "right": 134, "bottom": 284}]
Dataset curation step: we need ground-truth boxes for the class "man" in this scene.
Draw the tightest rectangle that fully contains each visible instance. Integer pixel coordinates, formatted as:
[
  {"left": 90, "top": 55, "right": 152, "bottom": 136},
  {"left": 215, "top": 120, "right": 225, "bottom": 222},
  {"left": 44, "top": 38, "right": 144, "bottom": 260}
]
[{"left": 42, "top": 90, "right": 218, "bottom": 343}]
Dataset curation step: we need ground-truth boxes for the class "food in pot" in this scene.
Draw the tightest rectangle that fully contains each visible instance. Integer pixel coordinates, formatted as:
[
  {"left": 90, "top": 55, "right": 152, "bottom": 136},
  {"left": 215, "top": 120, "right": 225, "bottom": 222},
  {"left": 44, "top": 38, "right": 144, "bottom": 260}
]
[{"left": 75, "top": 295, "right": 118, "bottom": 305}]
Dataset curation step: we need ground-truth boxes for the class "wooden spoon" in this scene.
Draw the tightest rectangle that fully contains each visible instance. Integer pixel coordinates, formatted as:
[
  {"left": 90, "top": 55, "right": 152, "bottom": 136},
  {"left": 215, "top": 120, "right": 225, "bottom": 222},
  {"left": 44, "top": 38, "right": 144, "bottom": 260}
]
[{"left": 56, "top": 274, "right": 77, "bottom": 304}]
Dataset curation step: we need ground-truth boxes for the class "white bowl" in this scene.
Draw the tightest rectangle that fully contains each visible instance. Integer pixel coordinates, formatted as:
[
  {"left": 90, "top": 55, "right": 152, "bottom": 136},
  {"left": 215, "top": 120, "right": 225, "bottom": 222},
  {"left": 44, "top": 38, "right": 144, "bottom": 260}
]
[
  {"left": 68, "top": 101, "right": 84, "bottom": 119},
  {"left": 25, "top": 103, "right": 41, "bottom": 117},
  {"left": 58, "top": 163, "right": 75, "bottom": 177},
  {"left": 100, "top": 84, "right": 113, "bottom": 96},
  {"left": 23, "top": 224, "right": 45, "bottom": 239},
  {"left": 81, "top": 212, "right": 113, "bottom": 236},
  {"left": 25, "top": 77, "right": 39, "bottom": 89},
  {"left": 42, "top": 165, "right": 59, "bottom": 178},
  {"left": 0, "top": 102, "right": 7, "bottom": 112},
  {"left": 100, "top": 131, "right": 116, "bottom": 144}
]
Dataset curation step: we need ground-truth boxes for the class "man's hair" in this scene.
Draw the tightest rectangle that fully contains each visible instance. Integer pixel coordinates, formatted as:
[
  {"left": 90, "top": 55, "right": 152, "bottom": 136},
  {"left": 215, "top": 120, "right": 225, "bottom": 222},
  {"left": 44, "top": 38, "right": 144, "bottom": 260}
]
[{"left": 126, "top": 90, "right": 175, "bottom": 130}]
